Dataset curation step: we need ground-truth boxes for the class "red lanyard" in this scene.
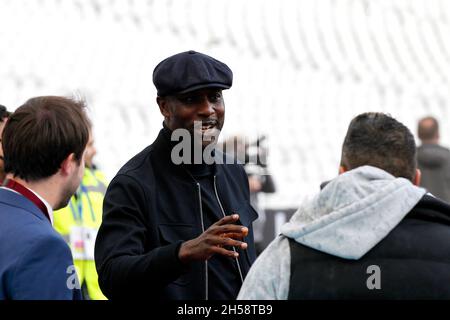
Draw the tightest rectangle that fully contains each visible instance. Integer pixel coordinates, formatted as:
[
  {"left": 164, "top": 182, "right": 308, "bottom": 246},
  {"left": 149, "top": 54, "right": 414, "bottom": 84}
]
[{"left": 3, "top": 179, "right": 50, "bottom": 222}]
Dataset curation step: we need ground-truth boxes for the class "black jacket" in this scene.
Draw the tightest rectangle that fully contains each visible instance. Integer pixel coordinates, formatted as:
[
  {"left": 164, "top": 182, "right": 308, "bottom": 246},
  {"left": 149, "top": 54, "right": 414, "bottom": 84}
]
[
  {"left": 288, "top": 195, "right": 450, "bottom": 299},
  {"left": 95, "top": 129, "right": 258, "bottom": 300},
  {"left": 417, "top": 143, "right": 450, "bottom": 202}
]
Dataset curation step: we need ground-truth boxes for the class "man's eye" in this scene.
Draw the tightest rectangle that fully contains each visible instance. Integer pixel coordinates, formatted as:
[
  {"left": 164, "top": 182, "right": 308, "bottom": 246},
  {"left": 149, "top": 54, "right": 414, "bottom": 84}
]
[
  {"left": 209, "top": 93, "right": 222, "bottom": 102},
  {"left": 179, "top": 96, "right": 197, "bottom": 104}
]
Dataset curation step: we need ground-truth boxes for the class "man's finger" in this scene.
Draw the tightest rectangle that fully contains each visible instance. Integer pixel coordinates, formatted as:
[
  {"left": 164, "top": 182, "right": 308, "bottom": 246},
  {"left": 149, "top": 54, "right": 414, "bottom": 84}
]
[
  {"left": 211, "top": 246, "right": 240, "bottom": 259},
  {"left": 221, "top": 232, "right": 247, "bottom": 240},
  {"left": 211, "top": 225, "right": 248, "bottom": 236},
  {"left": 211, "top": 236, "right": 248, "bottom": 249},
  {"left": 214, "top": 214, "right": 239, "bottom": 226}
]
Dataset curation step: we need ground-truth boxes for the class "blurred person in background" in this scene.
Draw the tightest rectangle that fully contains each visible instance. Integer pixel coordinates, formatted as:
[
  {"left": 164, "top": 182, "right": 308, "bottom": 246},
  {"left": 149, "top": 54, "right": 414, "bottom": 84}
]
[
  {"left": 53, "top": 123, "right": 108, "bottom": 300},
  {"left": 95, "top": 51, "right": 258, "bottom": 300},
  {"left": 0, "top": 96, "right": 90, "bottom": 300},
  {"left": 239, "top": 112, "right": 450, "bottom": 299},
  {"left": 0, "top": 105, "right": 11, "bottom": 183},
  {"left": 417, "top": 116, "right": 450, "bottom": 202},
  {"left": 244, "top": 135, "right": 276, "bottom": 255},
  {"left": 220, "top": 135, "right": 276, "bottom": 255}
]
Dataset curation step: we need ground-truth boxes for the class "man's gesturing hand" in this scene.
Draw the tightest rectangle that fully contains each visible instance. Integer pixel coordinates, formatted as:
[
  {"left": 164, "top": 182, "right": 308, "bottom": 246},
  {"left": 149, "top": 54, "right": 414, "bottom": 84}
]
[{"left": 178, "top": 214, "right": 249, "bottom": 263}]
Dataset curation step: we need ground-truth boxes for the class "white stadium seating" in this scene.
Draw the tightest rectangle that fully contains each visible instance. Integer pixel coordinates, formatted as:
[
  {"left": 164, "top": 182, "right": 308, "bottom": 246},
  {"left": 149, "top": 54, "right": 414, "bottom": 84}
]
[{"left": 0, "top": 0, "right": 449, "bottom": 209}]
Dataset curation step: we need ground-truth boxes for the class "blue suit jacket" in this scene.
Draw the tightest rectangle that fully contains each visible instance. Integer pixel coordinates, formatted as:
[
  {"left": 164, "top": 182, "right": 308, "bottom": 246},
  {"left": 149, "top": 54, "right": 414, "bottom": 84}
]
[{"left": 0, "top": 188, "right": 82, "bottom": 300}]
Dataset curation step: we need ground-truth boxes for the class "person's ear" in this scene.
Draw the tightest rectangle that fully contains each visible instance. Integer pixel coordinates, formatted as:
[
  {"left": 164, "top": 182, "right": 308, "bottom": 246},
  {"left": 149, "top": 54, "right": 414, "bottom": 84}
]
[
  {"left": 60, "top": 153, "right": 76, "bottom": 176},
  {"left": 157, "top": 97, "right": 170, "bottom": 118},
  {"left": 413, "top": 168, "right": 421, "bottom": 186},
  {"left": 339, "top": 165, "right": 347, "bottom": 175}
]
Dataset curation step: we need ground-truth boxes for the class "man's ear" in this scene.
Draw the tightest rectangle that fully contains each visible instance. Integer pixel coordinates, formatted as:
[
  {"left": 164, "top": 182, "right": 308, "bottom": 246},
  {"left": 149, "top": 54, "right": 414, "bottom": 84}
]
[
  {"left": 413, "top": 168, "right": 421, "bottom": 186},
  {"left": 339, "top": 165, "right": 347, "bottom": 175},
  {"left": 157, "top": 97, "right": 170, "bottom": 118},
  {"left": 60, "top": 153, "right": 76, "bottom": 176}
]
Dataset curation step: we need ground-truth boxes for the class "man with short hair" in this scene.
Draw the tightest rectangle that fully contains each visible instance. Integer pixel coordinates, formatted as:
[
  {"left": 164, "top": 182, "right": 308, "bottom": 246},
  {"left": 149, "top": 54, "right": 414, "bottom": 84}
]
[
  {"left": 0, "top": 96, "right": 90, "bottom": 300},
  {"left": 417, "top": 116, "right": 450, "bottom": 202},
  {"left": 95, "top": 51, "right": 258, "bottom": 300},
  {"left": 0, "top": 104, "right": 11, "bottom": 182},
  {"left": 238, "top": 112, "right": 450, "bottom": 299},
  {"left": 54, "top": 125, "right": 108, "bottom": 300}
]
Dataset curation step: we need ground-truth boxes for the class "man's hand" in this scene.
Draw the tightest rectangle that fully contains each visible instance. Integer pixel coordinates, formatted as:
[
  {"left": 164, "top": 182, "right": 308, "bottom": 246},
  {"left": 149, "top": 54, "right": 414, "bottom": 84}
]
[{"left": 178, "top": 214, "right": 249, "bottom": 263}]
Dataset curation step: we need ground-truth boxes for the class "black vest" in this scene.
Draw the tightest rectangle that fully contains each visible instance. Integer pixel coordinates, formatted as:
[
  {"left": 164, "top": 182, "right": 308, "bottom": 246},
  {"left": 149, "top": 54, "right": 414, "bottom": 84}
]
[{"left": 288, "top": 195, "right": 450, "bottom": 299}]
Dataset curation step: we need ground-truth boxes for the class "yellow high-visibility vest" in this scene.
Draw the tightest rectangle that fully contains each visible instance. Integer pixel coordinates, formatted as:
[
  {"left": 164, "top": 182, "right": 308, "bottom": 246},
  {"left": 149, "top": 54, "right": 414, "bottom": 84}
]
[{"left": 54, "top": 168, "right": 108, "bottom": 300}]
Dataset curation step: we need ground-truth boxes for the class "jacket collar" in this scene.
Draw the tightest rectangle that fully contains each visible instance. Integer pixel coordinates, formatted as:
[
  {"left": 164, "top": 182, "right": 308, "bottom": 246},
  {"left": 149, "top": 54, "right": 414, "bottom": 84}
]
[
  {"left": 152, "top": 126, "right": 226, "bottom": 179},
  {"left": 0, "top": 187, "right": 48, "bottom": 222},
  {"left": 407, "top": 194, "right": 450, "bottom": 225}
]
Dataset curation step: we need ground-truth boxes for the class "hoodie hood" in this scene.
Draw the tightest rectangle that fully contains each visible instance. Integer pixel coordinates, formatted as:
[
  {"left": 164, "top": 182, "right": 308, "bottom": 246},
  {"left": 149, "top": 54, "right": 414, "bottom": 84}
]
[
  {"left": 281, "top": 166, "right": 426, "bottom": 260},
  {"left": 417, "top": 144, "right": 450, "bottom": 169}
]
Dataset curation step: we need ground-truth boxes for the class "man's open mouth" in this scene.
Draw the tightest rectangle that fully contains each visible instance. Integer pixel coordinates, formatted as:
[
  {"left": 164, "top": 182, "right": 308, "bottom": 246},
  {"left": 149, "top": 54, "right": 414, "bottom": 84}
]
[{"left": 198, "top": 121, "right": 217, "bottom": 132}]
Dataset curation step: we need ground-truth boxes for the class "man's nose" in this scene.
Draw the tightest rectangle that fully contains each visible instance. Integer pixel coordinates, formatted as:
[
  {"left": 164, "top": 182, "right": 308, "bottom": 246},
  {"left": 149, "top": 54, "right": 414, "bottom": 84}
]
[{"left": 197, "top": 98, "right": 215, "bottom": 116}]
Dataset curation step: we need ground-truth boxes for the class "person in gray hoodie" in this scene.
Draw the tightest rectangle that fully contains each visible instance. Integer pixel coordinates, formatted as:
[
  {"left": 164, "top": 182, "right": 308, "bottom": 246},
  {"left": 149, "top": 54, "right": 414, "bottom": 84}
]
[
  {"left": 417, "top": 116, "right": 450, "bottom": 202},
  {"left": 238, "top": 112, "right": 450, "bottom": 300}
]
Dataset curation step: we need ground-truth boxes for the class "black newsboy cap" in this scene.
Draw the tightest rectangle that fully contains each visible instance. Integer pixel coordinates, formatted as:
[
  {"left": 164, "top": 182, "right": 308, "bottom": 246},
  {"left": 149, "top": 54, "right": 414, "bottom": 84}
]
[{"left": 153, "top": 50, "right": 233, "bottom": 96}]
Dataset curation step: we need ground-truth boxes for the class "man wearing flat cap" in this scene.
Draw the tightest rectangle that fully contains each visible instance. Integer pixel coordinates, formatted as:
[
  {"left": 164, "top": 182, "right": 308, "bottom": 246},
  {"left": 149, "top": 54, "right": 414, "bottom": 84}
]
[{"left": 95, "top": 51, "right": 258, "bottom": 300}]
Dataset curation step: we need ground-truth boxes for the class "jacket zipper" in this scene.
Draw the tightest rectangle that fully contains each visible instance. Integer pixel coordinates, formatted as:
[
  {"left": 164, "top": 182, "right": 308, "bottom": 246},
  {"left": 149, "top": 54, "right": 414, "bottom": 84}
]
[
  {"left": 213, "top": 176, "right": 245, "bottom": 284},
  {"left": 196, "top": 183, "right": 208, "bottom": 300}
]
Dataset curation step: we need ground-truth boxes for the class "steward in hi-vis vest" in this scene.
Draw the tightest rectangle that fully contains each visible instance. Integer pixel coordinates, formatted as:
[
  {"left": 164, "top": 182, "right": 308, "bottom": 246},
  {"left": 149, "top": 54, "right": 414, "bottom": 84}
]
[{"left": 54, "top": 167, "right": 107, "bottom": 300}]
